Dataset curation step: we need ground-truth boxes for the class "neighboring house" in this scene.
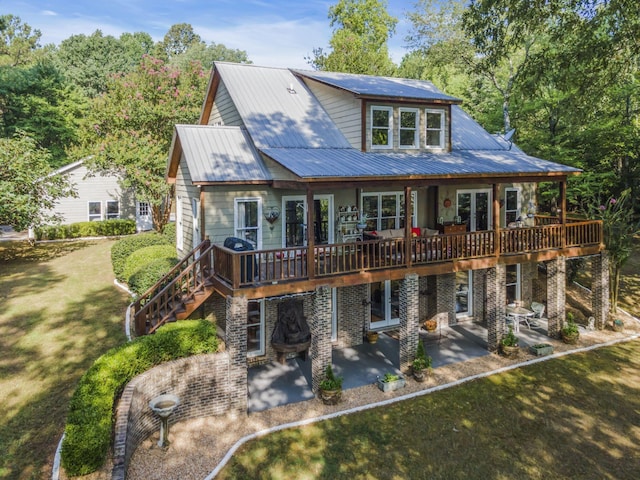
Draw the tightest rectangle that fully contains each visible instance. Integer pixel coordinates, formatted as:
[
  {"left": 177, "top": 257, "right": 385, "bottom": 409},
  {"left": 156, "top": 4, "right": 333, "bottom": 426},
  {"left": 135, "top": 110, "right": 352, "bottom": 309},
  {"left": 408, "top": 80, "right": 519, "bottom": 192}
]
[
  {"left": 137, "top": 62, "right": 607, "bottom": 411},
  {"left": 49, "top": 159, "right": 153, "bottom": 231}
]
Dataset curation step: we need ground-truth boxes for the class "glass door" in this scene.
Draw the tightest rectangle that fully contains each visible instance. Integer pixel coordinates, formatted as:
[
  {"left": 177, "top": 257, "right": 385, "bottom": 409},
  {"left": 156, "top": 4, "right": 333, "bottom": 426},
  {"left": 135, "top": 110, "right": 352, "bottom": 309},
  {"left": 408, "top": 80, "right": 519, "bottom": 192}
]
[
  {"left": 455, "top": 270, "right": 471, "bottom": 318},
  {"left": 282, "top": 195, "right": 334, "bottom": 248},
  {"left": 457, "top": 189, "right": 492, "bottom": 232},
  {"left": 370, "top": 279, "right": 401, "bottom": 329}
]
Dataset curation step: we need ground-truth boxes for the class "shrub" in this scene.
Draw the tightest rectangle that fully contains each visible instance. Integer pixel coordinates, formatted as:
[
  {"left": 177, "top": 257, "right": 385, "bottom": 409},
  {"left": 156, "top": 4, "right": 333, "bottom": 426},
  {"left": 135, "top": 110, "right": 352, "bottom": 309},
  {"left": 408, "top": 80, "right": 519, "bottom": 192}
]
[
  {"left": 111, "top": 233, "right": 172, "bottom": 281},
  {"left": 34, "top": 220, "right": 135, "bottom": 240},
  {"left": 162, "top": 221, "right": 176, "bottom": 245},
  {"left": 122, "top": 244, "right": 178, "bottom": 284},
  {"left": 128, "top": 256, "right": 180, "bottom": 295},
  {"left": 61, "top": 320, "right": 218, "bottom": 476}
]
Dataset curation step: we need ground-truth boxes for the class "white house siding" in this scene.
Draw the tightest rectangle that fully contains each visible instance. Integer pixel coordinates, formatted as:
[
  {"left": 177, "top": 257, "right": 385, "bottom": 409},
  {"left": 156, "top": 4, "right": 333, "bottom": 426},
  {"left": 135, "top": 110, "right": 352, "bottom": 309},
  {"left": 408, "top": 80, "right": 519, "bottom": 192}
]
[
  {"left": 302, "top": 80, "right": 362, "bottom": 149},
  {"left": 51, "top": 163, "right": 135, "bottom": 224},
  {"left": 176, "top": 156, "right": 200, "bottom": 257},
  {"left": 207, "top": 81, "right": 243, "bottom": 126}
]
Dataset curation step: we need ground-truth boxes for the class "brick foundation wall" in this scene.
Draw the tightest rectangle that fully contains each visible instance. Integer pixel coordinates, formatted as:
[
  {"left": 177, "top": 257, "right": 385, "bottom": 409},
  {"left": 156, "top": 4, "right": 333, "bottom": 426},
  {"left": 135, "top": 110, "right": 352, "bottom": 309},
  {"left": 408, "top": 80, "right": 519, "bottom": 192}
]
[
  {"left": 486, "top": 264, "right": 506, "bottom": 351},
  {"left": 225, "top": 295, "right": 248, "bottom": 413},
  {"left": 591, "top": 252, "right": 610, "bottom": 329},
  {"left": 426, "top": 276, "right": 437, "bottom": 319},
  {"left": 111, "top": 352, "right": 232, "bottom": 480},
  {"left": 472, "top": 270, "right": 486, "bottom": 324},
  {"left": 546, "top": 257, "right": 566, "bottom": 338},
  {"left": 337, "top": 284, "right": 367, "bottom": 347},
  {"left": 435, "top": 273, "right": 455, "bottom": 326},
  {"left": 520, "top": 262, "right": 535, "bottom": 307},
  {"left": 311, "top": 286, "right": 333, "bottom": 392}
]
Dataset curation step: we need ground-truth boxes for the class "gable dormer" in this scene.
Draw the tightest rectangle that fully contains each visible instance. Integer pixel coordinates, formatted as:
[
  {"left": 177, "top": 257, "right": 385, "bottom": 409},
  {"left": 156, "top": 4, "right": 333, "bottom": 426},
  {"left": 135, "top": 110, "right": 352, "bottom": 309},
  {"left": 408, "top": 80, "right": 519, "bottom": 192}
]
[{"left": 293, "top": 70, "right": 460, "bottom": 153}]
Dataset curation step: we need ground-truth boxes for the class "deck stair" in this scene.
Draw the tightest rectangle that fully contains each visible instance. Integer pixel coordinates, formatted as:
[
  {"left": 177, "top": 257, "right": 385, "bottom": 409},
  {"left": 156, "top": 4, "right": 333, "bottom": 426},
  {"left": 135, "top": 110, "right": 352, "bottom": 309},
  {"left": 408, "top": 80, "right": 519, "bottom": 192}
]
[{"left": 132, "top": 239, "right": 215, "bottom": 336}]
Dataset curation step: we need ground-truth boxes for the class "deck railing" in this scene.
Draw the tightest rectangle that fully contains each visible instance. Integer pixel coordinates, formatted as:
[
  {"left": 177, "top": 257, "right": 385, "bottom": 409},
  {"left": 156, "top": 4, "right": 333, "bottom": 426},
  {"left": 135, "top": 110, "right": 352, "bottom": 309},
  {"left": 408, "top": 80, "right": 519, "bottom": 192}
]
[{"left": 212, "top": 220, "right": 603, "bottom": 289}]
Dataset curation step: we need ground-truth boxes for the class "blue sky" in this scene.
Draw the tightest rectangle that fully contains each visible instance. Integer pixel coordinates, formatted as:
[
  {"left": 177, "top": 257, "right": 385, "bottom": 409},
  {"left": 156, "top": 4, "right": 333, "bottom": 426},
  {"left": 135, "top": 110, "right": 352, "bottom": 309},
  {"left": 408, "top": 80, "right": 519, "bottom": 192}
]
[{"left": 8, "top": 0, "right": 415, "bottom": 68}]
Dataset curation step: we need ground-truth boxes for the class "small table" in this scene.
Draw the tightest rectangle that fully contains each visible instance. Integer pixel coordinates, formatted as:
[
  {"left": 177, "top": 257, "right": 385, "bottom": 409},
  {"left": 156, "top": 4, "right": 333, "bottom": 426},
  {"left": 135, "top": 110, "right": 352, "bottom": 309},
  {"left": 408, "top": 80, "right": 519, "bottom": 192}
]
[{"left": 506, "top": 305, "right": 535, "bottom": 332}]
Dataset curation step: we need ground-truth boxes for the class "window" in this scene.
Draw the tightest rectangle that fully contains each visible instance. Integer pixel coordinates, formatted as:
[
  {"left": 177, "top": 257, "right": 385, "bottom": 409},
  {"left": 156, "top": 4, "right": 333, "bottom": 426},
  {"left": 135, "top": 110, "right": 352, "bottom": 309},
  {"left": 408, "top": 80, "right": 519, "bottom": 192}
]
[
  {"left": 506, "top": 264, "right": 521, "bottom": 305},
  {"left": 138, "top": 202, "right": 150, "bottom": 217},
  {"left": 362, "top": 191, "right": 417, "bottom": 230},
  {"left": 371, "top": 106, "right": 393, "bottom": 149},
  {"left": 106, "top": 201, "right": 120, "bottom": 219},
  {"left": 235, "top": 197, "right": 261, "bottom": 249},
  {"left": 505, "top": 188, "right": 520, "bottom": 224},
  {"left": 425, "top": 109, "right": 445, "bottom": 148},
  {"left": 399, "top": 108, "right": 419, "bottom": 148},
  {"left": 88, "top": 201, "right": 102, "bottom": 221},
  {"left": 247, "top": 300, "right": 265, "bottom": 357}
]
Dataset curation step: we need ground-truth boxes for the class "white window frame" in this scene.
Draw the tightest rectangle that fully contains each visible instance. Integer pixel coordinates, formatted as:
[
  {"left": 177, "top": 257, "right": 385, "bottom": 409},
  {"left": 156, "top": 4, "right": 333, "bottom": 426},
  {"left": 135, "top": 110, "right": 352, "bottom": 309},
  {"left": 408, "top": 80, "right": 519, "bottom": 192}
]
[
  {"left": 506, "top": 264, "right": 521, "bottom": 305},
  {"left": 398, "top": 108, "right": 420, "bottom": 149},
  {"left": 88, "top": 201, "right": 102, "bottom": 221},
  {"left": 361, "top": 191, "right": 417, "bottom": 230},
  {"left": 371, "top": 106, "right": 393, "bottom": 149},
  {"left": 425, "top": 108, "right": 445, "bottom": 149},
  {"left": 234, "top": 197, "right": 262, "bottom": 250},
  {"left": 106, "top": 200, "right": 120, "bottom": 219},
  {"left": 505, "top": 187, "right": 521, "bottom": 225},
  {"left": 176, "top": 195, "right": 184, "bottom": 250},
  {"left": 247, "top": 299, "right": 265, "bottom": 357}
]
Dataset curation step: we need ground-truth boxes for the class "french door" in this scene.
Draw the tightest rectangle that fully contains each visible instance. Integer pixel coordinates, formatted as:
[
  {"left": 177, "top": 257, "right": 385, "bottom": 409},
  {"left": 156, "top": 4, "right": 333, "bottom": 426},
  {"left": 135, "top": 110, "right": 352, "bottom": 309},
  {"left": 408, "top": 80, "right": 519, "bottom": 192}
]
[
  {"left": 370, "top": 279, "right": 401, "bottom": 329},
  {"left": 282, "top": 195, "right": 334, "bottom": 248},
  {"left": 456, "top": 189, "right": 492, "bottom": 232}
]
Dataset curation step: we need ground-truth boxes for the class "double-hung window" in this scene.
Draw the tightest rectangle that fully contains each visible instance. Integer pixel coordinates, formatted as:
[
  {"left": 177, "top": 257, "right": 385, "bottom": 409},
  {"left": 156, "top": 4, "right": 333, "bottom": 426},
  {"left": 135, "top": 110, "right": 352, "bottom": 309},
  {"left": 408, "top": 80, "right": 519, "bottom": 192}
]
[
  {"left": 88, "top": 201, "right": 102, "bottom": 221},
  {"left": 106, "top": 200, "right": 120, "bottom": 219},
  {"left": 505, "top": 188, "right": 520, "bottom": 225},
  {"left": 235, "top": 197, "right": 261, "bottom": 249},
  {"left": 371, "top": 106, "right": 393, "bottom": 149},
  {"left": 399, "top": 108, "right": 419, "bottom": 148},
  {"left": 425, "top": 109, "right": 445, "bottom": 148},
  {"left": 362, "top": 191, "right": 417, "bottom": 230},
  {"left": 247, "top": 299, "right": 265, "bottom": 357}
]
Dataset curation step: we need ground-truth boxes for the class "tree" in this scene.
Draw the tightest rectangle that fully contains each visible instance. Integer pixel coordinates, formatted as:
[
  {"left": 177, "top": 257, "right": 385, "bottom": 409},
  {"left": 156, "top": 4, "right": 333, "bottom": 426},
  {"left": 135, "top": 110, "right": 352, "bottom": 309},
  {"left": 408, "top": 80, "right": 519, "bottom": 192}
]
[
  {"left": 79, "top": 55, "right": 208, "bottom": 232},
  {"left": 155, "top": 23, "right": 202, "bottom": 61},
  {"left": 309, "top": 0, "right": 397, "bottom": 76},
  {"left": 0, "top": 14, "right": 42, "bottom": 66},
  {"left": 0, "top": 132, "right": 75, "bottom": 231},
  {"left": 167, "top": 41, "right": 251, "bottom": 70}
]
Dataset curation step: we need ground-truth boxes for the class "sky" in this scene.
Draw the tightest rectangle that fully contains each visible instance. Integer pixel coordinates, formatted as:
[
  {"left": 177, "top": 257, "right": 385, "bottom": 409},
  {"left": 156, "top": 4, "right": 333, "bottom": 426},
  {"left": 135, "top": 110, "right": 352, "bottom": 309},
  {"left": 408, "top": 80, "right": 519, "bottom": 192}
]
[{"left": 7, "top": 0, "right": 416, "bottom": 69}]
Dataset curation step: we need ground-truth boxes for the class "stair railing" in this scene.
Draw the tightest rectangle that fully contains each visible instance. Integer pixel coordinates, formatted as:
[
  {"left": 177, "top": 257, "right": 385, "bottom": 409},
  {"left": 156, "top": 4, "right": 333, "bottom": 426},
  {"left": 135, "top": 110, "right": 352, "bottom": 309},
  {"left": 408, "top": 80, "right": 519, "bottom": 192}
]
[{"left": 132, "top": 238, "right": 214, "bottom": 336}]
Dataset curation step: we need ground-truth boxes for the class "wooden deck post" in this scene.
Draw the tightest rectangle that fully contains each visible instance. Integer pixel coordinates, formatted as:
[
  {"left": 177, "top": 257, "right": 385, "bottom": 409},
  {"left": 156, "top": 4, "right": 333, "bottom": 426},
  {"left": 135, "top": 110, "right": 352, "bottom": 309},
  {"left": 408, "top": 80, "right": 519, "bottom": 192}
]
[
  {"left": 493, "top": 183, "right": 500, "bottom": 256},
  {"left": 405, "top": 186, "right": 412, "bottom": 267},
  {"left": 306, "top": 188, "right": 315, "bottom": 279},
  {"left": 559, "top": 179, "right": 567, "bottom": 249}
]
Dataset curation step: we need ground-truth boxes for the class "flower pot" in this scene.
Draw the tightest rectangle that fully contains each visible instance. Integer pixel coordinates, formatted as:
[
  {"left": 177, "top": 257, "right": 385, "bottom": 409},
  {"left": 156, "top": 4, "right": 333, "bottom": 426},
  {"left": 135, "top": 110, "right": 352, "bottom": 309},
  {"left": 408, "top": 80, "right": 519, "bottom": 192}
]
[
  {"left": 529, "top": 343, "right": 554, "bottom": 356},
  {"left": 319, "top": 387, "right": 342, "bottom": 405},
  {"left": 413, "top": 368, "right": 426, "bottom": 383},
  {"left": 561, "top": 331, "right": 579, "bottom": 345},
  {"left": 500, "top": 344, "right": 520, "bottom": 359},
  {"left": 612, "top": 320, "right": 624, "bottom": 332},
  {"left": 367, "top": 331, "right": 379, "bottom": 344},
  {"left": 377, "top": 376, "right": 406, "bottom": 392},
  {"left": 424, "top": 319, "right": 437, "bottom": 332}
]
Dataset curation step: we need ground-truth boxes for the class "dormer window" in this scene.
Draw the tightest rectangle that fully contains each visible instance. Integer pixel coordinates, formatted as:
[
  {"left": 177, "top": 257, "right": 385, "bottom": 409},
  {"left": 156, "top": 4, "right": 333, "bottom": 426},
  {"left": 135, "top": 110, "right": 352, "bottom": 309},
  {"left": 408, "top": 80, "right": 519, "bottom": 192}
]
[
  {"left": 425, "top": 109, "right": 445, "bottom": 148},
  {"left": 399, "top": 108, "right": 419, "bottom": 148},
  {"left": 371, "top": 106, "right": 393, "bottom": 149}
]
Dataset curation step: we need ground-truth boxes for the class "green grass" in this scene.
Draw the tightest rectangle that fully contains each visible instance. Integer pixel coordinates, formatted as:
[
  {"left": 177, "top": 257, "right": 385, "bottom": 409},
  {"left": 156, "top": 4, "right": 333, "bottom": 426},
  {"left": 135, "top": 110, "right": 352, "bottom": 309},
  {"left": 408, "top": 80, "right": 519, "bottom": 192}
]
[
  {"left": 219, "top": 341, "right": 640, "bottom": 480},
  {"left": 0, "top": 240, "right": 129, "bottom": 480}
]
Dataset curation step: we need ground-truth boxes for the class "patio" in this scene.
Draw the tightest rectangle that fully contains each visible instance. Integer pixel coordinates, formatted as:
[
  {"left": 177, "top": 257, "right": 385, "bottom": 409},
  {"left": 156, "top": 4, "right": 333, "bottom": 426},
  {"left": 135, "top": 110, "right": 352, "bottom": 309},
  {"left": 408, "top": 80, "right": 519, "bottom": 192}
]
[{"left": 248, "top": 320, "right": 551, "bottom": 412}]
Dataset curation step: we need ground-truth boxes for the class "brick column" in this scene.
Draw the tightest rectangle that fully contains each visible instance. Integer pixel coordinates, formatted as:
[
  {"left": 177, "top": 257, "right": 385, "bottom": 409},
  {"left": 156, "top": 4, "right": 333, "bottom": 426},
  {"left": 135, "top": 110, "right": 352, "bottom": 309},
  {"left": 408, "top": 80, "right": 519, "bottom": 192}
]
[
  {"left": 426, "top": 276, "right": 437, "bottom": 319},
  {"left": 399, "top": 273, "right": 419, "bottom": 373},
  {"left": 546, "top": 257, "right": 566, "bottom": 338},
  {"left": 486, "top": 264, "right": 506, "bottom": 352},
  {"left": 225, "top": 295, "right": 248, "bottom": 414},
  {"left": 311, "top": 285, "right": 332, "bottom": 393},
  {"left": 472, "top": 270, "right": 486, "bottom": 324},
  {"left": 591, "top": 252, "right": 610, "bottom": 330},
  {"left": 520, "top": 262, "right": 535, "bottom": 307},
  {"left": 435, "top": 273, "right": 456, "bottom": 326}
]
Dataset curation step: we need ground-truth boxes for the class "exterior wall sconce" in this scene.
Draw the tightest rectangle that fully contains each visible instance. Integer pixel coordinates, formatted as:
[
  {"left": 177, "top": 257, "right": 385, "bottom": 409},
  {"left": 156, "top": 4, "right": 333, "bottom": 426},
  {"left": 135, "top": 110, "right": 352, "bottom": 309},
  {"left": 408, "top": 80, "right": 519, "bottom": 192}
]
[{"left": 264, "top": 206, "right": 280, "bottom": 228}]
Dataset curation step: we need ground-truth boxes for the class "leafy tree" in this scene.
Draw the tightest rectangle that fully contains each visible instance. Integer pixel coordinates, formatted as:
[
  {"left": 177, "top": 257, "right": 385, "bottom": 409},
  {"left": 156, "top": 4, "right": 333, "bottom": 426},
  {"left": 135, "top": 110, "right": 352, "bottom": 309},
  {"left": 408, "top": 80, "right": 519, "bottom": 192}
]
[
  {"left": 79, "top": 55, "right": 208, "bottom": 232},
  {"left": 309, "top": 0, "right": 397, "bottom": 76},
  {"left": 168, "top": 41, "right": 251, "bottom": 70},
  {"left": 0, "top": 14, "right": 42, "bottom": 66},
  {"left": 0, "top": 132, "right": 76, "bottom": 231},
  {"left": 55, "top": 30, "right": 154, "bottom": 97},
  {"left": 0, "top": 60, "right": 86, "bottom": 167},
  {"left": 155, "top": 23, "right": 202, "bottom": 61}
]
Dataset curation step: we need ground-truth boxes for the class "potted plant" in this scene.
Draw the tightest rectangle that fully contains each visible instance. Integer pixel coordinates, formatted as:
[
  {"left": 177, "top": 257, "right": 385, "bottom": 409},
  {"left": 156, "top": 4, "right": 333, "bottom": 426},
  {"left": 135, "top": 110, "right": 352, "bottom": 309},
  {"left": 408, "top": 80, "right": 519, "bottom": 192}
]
[
  {"left": 366, "top": 330, "right": 379, "bottom": 344},
  {"left": 612, "top": 318, "right": 624, "bottom": 332},
  {"left": 319, "top": 364, "right": 343, "bottom": 405},
  {"left": 377, "top": 372, "right": 406, "bottom": 392},
  {"left": 412, "top": 341, "right": 433, "bottom": 382},
  {"left": 561, "top": 313, "right": 580, "bottom": 344},
  {"left": 356, "top": 214, "right": 368, "bottom": 230},
  {"left": 529, "top": 343, "right": 554, "bottom": 356},
  {"left": 500, "top": 327, "right": 519, "bottom": 358}
]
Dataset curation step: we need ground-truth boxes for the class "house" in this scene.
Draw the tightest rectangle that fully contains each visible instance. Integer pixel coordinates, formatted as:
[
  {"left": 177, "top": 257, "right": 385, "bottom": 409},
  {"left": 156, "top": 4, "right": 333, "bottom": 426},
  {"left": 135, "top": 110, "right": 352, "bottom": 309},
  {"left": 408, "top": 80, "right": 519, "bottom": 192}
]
[
  {"left": 49, "top": 159, "right": 153, "bottom": 231},
  {"left": 136, "top": 62, "right": 607, "bottom": 411}
]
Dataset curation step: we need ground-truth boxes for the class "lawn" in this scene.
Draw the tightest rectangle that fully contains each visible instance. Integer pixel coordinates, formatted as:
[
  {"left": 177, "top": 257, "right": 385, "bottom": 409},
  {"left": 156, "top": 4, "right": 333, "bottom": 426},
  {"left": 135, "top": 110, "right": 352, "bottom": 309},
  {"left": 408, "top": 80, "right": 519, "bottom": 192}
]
[
  {"left": 0, "top": 240, "right": 129, "bottom": 480},
  {"left": 219, "top": 340, "right": 640, "bottom": 479}
]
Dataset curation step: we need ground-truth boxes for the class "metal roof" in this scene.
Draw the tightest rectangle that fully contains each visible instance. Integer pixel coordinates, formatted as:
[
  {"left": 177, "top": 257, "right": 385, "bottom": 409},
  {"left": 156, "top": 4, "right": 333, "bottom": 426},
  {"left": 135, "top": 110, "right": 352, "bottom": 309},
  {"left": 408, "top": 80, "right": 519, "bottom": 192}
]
[
  {"left": 260, "top": 148, "right": 580, "bottom": 179},
  {"left": 175, "top": 125, "right": 271, "bottom": 183},
  {"left": 293, "top": 69, "right": 461, "bottom": 103},
  {"left": 214, "top": 62, "right": 352, "bottom": 150}
]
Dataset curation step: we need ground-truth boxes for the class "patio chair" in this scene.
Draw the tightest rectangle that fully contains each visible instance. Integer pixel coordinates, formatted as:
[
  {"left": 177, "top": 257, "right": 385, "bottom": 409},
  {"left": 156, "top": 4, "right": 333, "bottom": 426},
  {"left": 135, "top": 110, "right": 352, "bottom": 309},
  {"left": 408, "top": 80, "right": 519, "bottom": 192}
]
[{"left": 531, "top": 302, "right": 545, "bottom": 319}]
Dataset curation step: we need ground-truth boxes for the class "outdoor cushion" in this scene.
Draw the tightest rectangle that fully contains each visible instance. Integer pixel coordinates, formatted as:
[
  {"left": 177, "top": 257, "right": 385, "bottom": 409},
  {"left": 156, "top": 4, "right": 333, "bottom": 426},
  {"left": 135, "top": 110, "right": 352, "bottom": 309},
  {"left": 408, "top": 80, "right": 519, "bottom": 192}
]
[{"left": 422, "top": 228, "right": 439, "bottom": 236}]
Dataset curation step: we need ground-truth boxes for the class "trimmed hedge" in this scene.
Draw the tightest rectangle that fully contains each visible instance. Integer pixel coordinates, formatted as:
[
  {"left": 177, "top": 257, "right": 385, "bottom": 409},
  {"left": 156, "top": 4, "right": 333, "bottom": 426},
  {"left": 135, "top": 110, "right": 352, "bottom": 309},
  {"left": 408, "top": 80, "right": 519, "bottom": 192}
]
[
  {"left": 111, "top": 233, "right": 172, "bottom": 281},
  {"left": 128, "top": 256, "right": 180, "bottom": 295},
  {"left": 162, "top": 221, "right": 176, "bottom": 245},
  {"left": 34, "top": 219, "right": 136, "bottom": 240},
  {"left": 122, "top": 244, "right": 178, "bottom": 285},
  {"left": 61, "top": 320, "right": 218, "bottom": 476}
]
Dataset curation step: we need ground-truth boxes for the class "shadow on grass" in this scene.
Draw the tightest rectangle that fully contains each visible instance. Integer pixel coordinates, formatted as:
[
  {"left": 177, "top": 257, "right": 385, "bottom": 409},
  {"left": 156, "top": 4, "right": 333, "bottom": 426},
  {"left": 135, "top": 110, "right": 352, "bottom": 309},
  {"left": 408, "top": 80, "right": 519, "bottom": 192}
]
[
  {"left": 0, "top": 240, "right": 128, "bottom": 480},
  {"left": 219, "top": 342, "right": 640, "bottom": 480}
]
